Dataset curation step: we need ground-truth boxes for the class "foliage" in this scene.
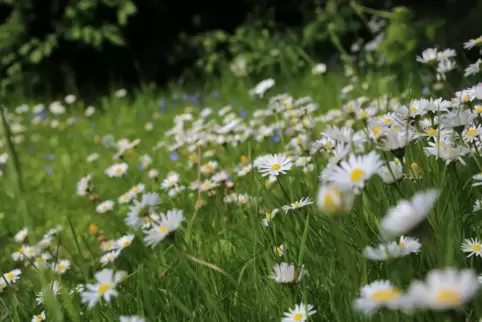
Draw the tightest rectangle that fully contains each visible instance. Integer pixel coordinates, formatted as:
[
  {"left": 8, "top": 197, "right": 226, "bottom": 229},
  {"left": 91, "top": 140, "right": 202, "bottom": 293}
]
[{"left": 0, "top": 0, "right": 137, "bottom": 94}]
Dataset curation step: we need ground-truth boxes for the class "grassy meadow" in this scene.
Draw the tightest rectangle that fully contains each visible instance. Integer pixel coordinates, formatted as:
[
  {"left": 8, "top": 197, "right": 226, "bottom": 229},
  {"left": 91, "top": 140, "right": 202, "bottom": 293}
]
[{"left": 1, "top": 42, "right": 482, "bottom": 322}]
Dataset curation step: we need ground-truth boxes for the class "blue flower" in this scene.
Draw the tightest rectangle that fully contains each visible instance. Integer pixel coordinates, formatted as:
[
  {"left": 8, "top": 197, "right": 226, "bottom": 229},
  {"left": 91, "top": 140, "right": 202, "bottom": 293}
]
[{"left": 169, "top": 152, "right": 179, "bottom": 161}]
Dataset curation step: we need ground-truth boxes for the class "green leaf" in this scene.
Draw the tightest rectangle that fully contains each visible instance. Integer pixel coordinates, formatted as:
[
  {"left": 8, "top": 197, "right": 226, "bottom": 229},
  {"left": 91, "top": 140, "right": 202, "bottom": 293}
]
[{"left": 29, "top": 49, "right": 44, "bottom": 63}]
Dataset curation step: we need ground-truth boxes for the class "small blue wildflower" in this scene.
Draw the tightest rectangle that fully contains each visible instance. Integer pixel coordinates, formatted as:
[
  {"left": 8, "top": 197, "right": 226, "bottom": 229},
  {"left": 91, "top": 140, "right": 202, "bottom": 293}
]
[{"left": 169, "top": 152, "right": 179, "bottom": 161}]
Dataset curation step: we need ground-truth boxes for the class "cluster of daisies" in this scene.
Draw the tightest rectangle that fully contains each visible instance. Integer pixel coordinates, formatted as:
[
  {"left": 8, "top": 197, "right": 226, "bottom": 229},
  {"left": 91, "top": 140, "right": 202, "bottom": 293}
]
[{"left": 2, "top": 31, "right": 482, "bottom": 321}]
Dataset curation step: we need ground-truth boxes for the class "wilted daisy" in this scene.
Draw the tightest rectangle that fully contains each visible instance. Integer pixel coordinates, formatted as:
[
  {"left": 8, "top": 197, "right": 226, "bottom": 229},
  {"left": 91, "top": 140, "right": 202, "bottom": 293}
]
[
  {"left": 282, "top": 303, "right": 316, "bottom": 322},
  {"left": 96, "top": 200, "right": 115, "bottom": 214},
  {"left": 406, "top": 267, "right": 479, "bottom": 310},
  {"left": 270, "top": 262, "right": 305, "bottom": 284},
  {"left": 354, "top": 280, "right": 407, "bottom": 314},
  {"left": 282, "top": 197, "right": 314, "bottom": 213},
  {"left": 255, "top": 153, "right": 293, "bottom": 177},
  {"left": 105, "top": 163, "right": 128, "bottom": 177},
  {"left": 380, "top": 189, "right": 440, "bottom": 240},
  {"left": 81, "top": 269, "right": 122, "bottom": 309},
  {"left": 461, "top": 238, "right": 482, "bottom": 258}
]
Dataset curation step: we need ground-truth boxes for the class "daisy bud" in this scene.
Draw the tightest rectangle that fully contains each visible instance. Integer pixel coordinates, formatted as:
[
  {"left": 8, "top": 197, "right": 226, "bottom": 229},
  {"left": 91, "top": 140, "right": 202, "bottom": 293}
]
[
  {"left": 317, "top": 184, "right": 355, "bottom": 215},
  {"left": 88, "top": 224, "right": 99, "bottom": 234}
]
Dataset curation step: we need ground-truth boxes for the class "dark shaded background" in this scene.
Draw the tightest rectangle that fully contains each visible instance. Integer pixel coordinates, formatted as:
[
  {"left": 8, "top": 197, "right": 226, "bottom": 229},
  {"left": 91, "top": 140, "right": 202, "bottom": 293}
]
[{"left": 1, "top": 0, "right": 481, "bottom": 96}]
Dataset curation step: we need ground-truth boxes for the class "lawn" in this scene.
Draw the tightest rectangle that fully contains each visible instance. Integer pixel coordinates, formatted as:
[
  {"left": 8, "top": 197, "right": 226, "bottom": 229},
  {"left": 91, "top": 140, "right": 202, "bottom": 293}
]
[{"left": 1, "top": 43, "right": 482, "bottom": 322}]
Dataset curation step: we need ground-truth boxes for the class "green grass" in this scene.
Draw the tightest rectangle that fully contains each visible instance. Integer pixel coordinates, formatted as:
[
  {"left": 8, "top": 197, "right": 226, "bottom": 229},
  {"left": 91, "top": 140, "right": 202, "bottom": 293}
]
[{"left": 0, "top": 70, "right": 481, "bottom": 322}]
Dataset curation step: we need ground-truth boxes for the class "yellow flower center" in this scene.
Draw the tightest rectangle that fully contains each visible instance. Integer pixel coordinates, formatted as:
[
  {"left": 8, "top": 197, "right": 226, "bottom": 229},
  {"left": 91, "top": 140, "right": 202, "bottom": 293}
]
[
  {"left": 435, "top": 289, "right": 462, "bottom": 306},
  {"left": 159, "top": 225, "right": 168, "bottom": 233},
  {"left": 477, "top": 107, "right": 482, "bottom": 113},
  {"left": 294, "top": 201, "right": 300, "bottom": 207},
  {"left": 372, "top": 126, "right": 381, "bottom": 136},
  {"left": 293, "top": 313, "right": 304, "bottom": 321},
  {"left": 103, "top": 205, "right": 109, "bottom": 211},
  {"left": 384, "top": 118, "right": 391, "bottom": 124},
  {"left": 371, "top": 288, "right": 401, "bottom": 302},
  {"left": 350, "top": 168, "right": 366, "bottom": 183},
  {"left": 426, "top": 129, "right": 437, "bottom": 136},
  {"left": 58, "top": 264, "right": 65, "bottom": 271},
  {"left": 399, "top": 241, "right": 405, "bottom": 247},
  {"left": 106, "top": 242, "right": 112, "bottom": 249},
  {"left": 275, "top": 247, "right": 282, "bottom": 254},
  {"left": 133, "top": 187, "right": 140, "bottom": 193},
  {"left": 205, "top": 163, "right": 213, "bottom": 171},
  {"left": 168, "top": 179, "right": 175, "bottom": 185},
  {"left": 6, "top": 272, "right": 15, "bottom": 280},
  {"left": 323, "top": 188, "right": 342, "bottom": 213},
  {"left": 97, "top": 283, "right": 111, "bottom": 295},
  {"left": 361, "top": 111, "right": 368, "bottom": 118},
  {"left": 326, "top": 141, "right": 333, "bottom": 148},
  {"left": 463, "top": 95, "right": 469, "bottom": 103},
  {"left": 115, "top": 167, "right": 122, "bottom": 174},
  {"left": 410, "top": 107, "right": 418, "bottom": 114},
  {"left": 39, "top": 257, "right": 46, "bottom": 263},
  {"left": 466, "top": 129, "right": 478, "bottom": 136},
  {"left": 271, "top": 163, "right": 281, "bottom": 170},
  {"left": 123, "top": 241, "right": 131, "bottom": 247},
  {"left": 347, "top": 105, "right": 353, "bottom": 111},
  {"left": 34, "top": 316, "right": 42, "bottom": 322},
  {"left": 472, "top": 244, "right": 482, "bottom": 252},
  {"left": 266, "top": 213, "right": 273, "bottom": 220},
  {"left": 297, "top": 137, "right": 303, "bottom": 143}
]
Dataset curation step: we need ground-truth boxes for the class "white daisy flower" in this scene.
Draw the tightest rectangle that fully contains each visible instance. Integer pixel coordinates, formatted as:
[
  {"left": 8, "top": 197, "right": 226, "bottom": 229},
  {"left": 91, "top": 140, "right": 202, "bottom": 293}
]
[
  {"left": 463, "top": 36, "right": 482, "bottom": 50},
  {"left": 117, "top": 235, "right": 134, "bottom": 249},
  {"left": 125, "top": 192, "right": 161, "bottom": 229},
  {"left": 377, "top": 159, "right": 403, "bottom": 184},
  {"left": 81, "top": 269, "right": 121, "bottom": 309},
  {"left": 282, "top": 303, "right": 316, "bottom": 322},
  {"left": 416, "top": 48, "right": 438, "bottom": 64},
  {"left": 160, "top": 172, "right": 181, "bottom": 190},
  {"left": 3, "top": 269, "right": 21, "bottom": 284},
  {"left": 52, "top": 259, "right": 71, "bottom": 274},
  {"left": 96, "top": 200, "right": 115, "bottom": 214},
  {"left": 406, "top": 267, "right": 479, "bottom": 310},
  {"left": 316, "top": 184, "right": 355, "bottom": 215},
  {"left": 36, "top": 281, "right": 61, "bottom": 305},
  {"left": 380, "top": 189, "right": 439, "bottom": 240},
  {"left": 322, "top": 151, "right": 382, "bottom": 192},
  {"left": 120, "top": 316, "right": 146, "bottom": 322},
  {"left": 270, "top": 262, "right": 305, "bottom": 284},
  {"left": 354, "top": 280, "right": 408, "bottom": 314},
  {"left": 262, "top": 209, "right": 279, "bottom": 227},
  {"left": 100, "top": 249, "right": 122, "bottom": 266},
  {"left": 14, "top": 227, "right": 28, "bottom": 243},
  {"left": 105, "top": 163, "right": 128, "bottom": 178},
  {"left": 255, "top": 153, "right": 293, "bottom": 177},
  {"left": 461, "top": 238, "right": 482, "bottom": 258},
  {"left": 143, "top": 209, "right": 185, "bottom": 248},
  {"left": 31, "top": 311, "right": 46, "bottom": 322},
  {"left": 282, "top": 197, "right": 314, "bottom": 213}
]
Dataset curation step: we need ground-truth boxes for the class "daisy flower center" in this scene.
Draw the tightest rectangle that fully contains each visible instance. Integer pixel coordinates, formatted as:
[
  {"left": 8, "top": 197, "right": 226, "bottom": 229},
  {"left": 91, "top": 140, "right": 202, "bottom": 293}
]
[
  {"left": 463, "top": 95, "right": 470, "bottom": 102},
  {"left": 472, "top": 244, "right": 482, "bottom": 252},
  {"left": 426, "top": 129, "right": 437, "bottom": 136},
  {"left": 323, "top": 189, "right": 342, "bottom": 212},
  {"left": 466, "top": 129, "right": 478, "bottom": 136},
  {"left": 115, "top": 167, "right": 122, "bottom": 174},
  {"left": 6, "top": 272, "right": 14, "bottom": 280},
  {"left": 97, "top": 283, "right": 111, "bottom": 295},
  {"left": 103, "top": 205, "right": 109, "bottom": 211},
  {"left": 275, "top": 247, "right": 282, "bottom": 254},
  {"left": 372, "top": 126, "right": 380, "bottom": 136},
  {"left": 350, "top": 168, "right": 366, "bottom": 183},
  {"left": 435, "top": 289, "right": 462, "bottom": 306},
  {"left": 123, "top": 241, "right": 130, "bottom": 247},
  {"left": 371, "top": 288, "right": 401, "bottom": 302},
  {"left": 159, "top": 225, "right": 168, "bottom": 234},
  {"left": 399, "top": 241, "right": 406, "bottom": 247},
  {"left": 293, "top": 313, "right": 304, "bottom": 321},
  {"left": 361, "top": 111, "right": 368, "bottom": 118},
  {"left": 477, "top": 107, "right": 482, "bottom": 113},
  {"left": 410, "top": 107, "right": 418, "bottom": 114},
  {"left": 271, "top": 163, "right": 281, "bottom": 170},
  {"left": 58, "top": 264, "right": 65, "bottom": 270}
]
